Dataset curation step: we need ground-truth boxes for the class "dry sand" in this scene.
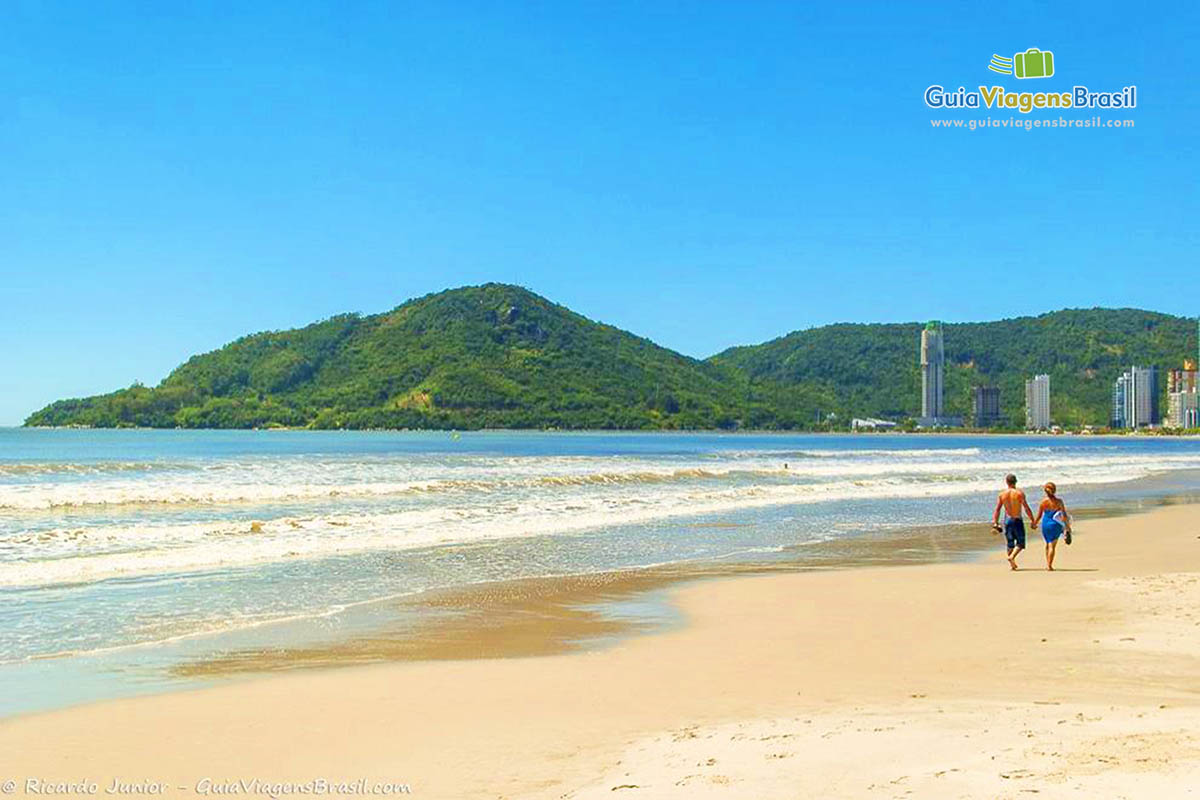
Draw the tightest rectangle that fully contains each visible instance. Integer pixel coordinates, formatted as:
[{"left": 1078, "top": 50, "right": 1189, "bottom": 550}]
[{"left": 4, "top": 503, "right": 1199, "bottom": 799}]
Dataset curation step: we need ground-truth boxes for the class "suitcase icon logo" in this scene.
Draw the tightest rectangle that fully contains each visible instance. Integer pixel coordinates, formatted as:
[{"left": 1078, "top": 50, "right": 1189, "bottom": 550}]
[
  {"left": 988, "top": 48, "right": 1055, "bottom": 79},
  {"left": 1014, "top": 48, "right": 1054, "bottom": 78}
]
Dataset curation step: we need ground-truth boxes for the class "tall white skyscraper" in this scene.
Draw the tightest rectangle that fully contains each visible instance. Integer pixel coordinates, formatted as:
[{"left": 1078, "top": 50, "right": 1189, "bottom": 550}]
[
  {"left": 1113, "top": 365, "right": 1160, "bottom": 428},
  {"left": 920, "top": 322, "right": 944, "bottom": 420},
  {"left": 1112, "top": 373, "right": 1130, "bottom": 427},
  {"left": 1025, "top": 374, "right": 1051, "bottom": 429}
]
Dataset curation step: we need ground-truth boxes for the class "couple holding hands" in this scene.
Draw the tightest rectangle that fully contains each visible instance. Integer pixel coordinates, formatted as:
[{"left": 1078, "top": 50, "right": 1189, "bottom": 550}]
[{"left": 992, "top": 473, "right": 1072, "bottom": 571}]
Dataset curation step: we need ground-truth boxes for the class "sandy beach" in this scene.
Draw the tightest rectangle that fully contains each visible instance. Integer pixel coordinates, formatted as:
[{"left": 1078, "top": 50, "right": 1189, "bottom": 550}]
[
  {"left": 4, "top": 502, "right": 1199, "bottom": 799},
  {"left": 5, "top": 1, "right": 1194, "bottom": 797}
]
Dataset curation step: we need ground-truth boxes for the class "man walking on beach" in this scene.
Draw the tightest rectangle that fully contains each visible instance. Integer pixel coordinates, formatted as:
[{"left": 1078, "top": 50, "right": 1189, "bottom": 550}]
[{"left": 993, "top": 473, "right": 1036, "bottom": 571}]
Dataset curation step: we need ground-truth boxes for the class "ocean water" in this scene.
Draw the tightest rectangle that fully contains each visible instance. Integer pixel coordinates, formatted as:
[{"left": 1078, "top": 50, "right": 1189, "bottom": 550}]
[{"left": 3, "top": 428, "right": 1200, "bottom": 714}]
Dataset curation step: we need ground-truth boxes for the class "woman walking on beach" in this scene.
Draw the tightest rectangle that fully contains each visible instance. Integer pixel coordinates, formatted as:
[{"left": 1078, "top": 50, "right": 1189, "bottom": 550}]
[{"left": 1033, "top": 482, "right": 1072, "bottom": 571}]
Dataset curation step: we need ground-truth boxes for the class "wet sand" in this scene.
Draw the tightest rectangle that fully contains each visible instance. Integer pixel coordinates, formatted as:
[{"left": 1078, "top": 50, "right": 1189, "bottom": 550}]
[
  {"left": 4, "top": 503, "right": 1200, "bottom": 798},
  {"left": 170, "top": 495, "right": 1187, "bottom": 677},
  {"left": 173, "top": 517, "right": 1003, "bottom": 675}
]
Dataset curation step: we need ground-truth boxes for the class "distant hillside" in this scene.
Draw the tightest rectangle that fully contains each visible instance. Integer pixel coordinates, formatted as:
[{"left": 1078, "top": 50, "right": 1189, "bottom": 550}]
[
  {"left": 711, "top": 309, "right": 1197, "bottom": 427},
  {"left": 26, "top": 290, "right": 1196, "bottom": 430},
  {"left": 26, "top": 284, "right": 824, "bottom": 430}
]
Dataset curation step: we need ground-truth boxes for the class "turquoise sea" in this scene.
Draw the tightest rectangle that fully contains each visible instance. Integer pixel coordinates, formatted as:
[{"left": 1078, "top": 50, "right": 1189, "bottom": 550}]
[{"left": 3, "top": 428, "right": 1200, "bottom": 715}]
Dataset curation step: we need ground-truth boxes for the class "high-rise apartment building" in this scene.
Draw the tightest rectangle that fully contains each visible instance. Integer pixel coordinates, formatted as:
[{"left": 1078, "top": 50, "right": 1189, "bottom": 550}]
[
  {"left": 1025, "top": 374, "right": 1051, "bottom": 429},
  {"left": 1112, "top": 373, "right": 1129, "bottom": 428},
  {"left": 1113, "top": 365, "right": 1160, "bottom": 428},
  {"left": 972, "top": 386, "right": 1002, "bottom": 427},
  {"left": 920, "top": 322, "right": 944, "bottom": 420},
  {"left": 916, "top": 322, "right": 962, "bottom": 427},
  {"left": 1167, "top": 360, "right": 1198, "bottom": 429}
]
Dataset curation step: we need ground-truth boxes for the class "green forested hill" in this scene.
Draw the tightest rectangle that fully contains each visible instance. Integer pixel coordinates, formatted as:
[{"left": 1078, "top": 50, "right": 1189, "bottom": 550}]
[
  {"left": 712, "top": 309, "right": 1197, "bottom": 427},
  {"left": 25, "top": 289, "right": 1196, "bottom": 430},
  {"left": 25, "top": 284, "right": 824, "bottom": 430}
]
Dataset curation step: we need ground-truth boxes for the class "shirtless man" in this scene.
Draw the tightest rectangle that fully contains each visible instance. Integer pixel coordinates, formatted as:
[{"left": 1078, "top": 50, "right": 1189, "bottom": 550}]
[{"left": 992, "top": 473, "right": 1036, "bottom": 571}]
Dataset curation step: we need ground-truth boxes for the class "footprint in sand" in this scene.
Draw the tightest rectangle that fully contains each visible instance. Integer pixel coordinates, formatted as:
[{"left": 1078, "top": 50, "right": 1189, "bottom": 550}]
[{"left": 671, "top": 727, "right": 699, "bottom": 742}]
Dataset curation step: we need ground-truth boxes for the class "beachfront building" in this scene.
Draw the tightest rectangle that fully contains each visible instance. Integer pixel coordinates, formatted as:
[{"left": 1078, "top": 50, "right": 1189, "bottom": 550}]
[
  {"left": 916, "top": 322, "right": 962, "bottom": 426},
  {"left": 1113, "top": 365, "right": 1160, "bottom": 429},
  {"left": 920, "top": 322, "right": 944, "bottom": 421},
  {"left": 972, "top": 385, "right": 1002, "bottom": 427},
  {"left": 1025, "top": 374, "right": 1051, "bottom": 430},
  {"left": 1166, "top": 360, "right": 1199, "bottom": 429},
  {"left": 1112, "top": 373, "right": 1129, "bottom": 428},
  {"left": 851, "top": 417, "right": 898, "bottom": 431}
]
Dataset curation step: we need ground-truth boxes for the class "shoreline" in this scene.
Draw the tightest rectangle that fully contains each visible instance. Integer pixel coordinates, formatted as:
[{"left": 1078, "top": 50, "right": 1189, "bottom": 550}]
[
  {"left": 5, "top": 501, "right": 1200, "bottom": 797},
  {"left": 12, "top": 423, "right": 1200, "bottom": 437},
  {"left": 1, "top": 509, "right": 1008, "bottom": 717},
  {"left": 168, "top": 518, "right": 1001, "bottom": 679},
  {"left": 113, "top": 491, "right": 1200, "bottom": 680},
  {"left": 3, "top": 489, "right": 1196, "bottom": 717}
]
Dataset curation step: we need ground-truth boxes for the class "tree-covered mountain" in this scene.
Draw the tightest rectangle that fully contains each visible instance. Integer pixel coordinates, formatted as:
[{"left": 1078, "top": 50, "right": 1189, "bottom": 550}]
[
  {"left": 24, "top": 284, "right": 826, "bottom": 430},
  {"left": 711, "top": 309, "right": 1197, "bottom": 428},
  {"left": 25, "top": 289, "right": 1196, "bottom": 430}
]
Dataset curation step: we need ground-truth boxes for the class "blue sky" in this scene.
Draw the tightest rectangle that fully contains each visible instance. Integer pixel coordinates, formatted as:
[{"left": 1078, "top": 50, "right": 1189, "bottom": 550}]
[{"left": 1, "top": 1, "right": 1196, "bottom": 423}]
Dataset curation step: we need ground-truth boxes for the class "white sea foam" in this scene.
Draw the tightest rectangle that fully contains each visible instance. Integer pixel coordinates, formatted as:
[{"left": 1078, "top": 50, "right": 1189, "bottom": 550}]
[
  {"left": 2, "top": 445, "right": 1195, "bottom": 589},
  {"left": 3, "top": 451, "right": 1198, "bottom": 511},
  {"left": 0, "top": 461, "right": 195, "bottom": 476},
  {"left": 787, "top": 447, "right": 985, "bottom": 458}
]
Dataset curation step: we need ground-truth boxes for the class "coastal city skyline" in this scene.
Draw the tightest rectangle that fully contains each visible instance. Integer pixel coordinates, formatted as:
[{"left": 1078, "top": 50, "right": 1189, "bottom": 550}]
[{"left": 914, "top": 320, "right": 1199, "bottom": 432}]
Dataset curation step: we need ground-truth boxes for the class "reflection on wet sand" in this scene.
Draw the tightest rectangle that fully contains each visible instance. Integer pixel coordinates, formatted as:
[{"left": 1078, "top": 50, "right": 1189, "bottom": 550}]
[
  {"left": 173, "top": 491, "right": 1200, "bottom": 679},
  {"left": 174, "top": 518, "right": 1001, "bottom": 677}
]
